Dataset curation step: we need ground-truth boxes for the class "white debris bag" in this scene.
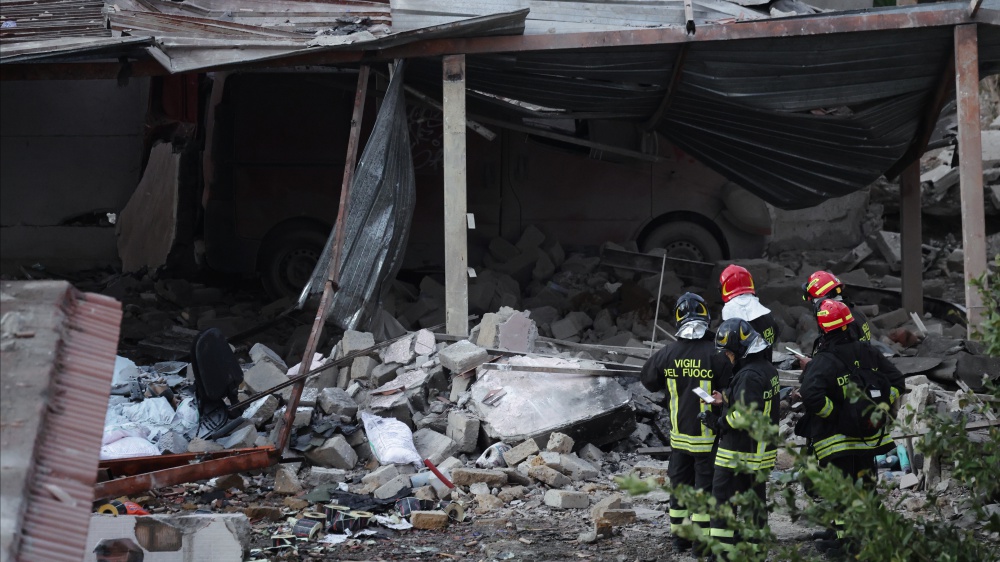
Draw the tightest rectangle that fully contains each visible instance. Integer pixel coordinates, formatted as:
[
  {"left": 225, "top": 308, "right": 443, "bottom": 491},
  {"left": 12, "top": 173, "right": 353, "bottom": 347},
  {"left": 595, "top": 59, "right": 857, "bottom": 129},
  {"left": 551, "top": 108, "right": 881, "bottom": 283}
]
[
  {"left": 100, "top": 436, "right": 161, "bottom": 460},
  {"left": 360, "top": 411, "right": 422, "bottom": 465}
]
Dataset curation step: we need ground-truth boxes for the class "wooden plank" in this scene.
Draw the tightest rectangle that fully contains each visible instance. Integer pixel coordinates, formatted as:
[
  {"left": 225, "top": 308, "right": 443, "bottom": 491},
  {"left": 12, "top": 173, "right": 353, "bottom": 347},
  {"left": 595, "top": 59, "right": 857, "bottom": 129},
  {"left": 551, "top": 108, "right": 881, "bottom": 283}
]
[
  {"left": 443, "top": 54, "right": 469, "bottom": 337},
  {"left": 954, "top": 24, "right": 988, "bottom": 336}
]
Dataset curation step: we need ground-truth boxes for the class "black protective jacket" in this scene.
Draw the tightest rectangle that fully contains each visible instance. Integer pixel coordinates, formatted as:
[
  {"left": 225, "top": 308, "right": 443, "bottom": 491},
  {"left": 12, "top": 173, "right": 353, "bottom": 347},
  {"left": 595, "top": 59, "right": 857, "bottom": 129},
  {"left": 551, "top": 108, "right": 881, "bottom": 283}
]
[
  {"left": 799, "top": 340, "right": 905, "bottom": 460},
  {"left": 749, "top": 313, "right": 780, "bottom": 348},
  {"left": 641, "top": 335, "right": 732, "bottom": 454},
  {"left": 714, "top": 353, "right": 780, "bottom": 471}
]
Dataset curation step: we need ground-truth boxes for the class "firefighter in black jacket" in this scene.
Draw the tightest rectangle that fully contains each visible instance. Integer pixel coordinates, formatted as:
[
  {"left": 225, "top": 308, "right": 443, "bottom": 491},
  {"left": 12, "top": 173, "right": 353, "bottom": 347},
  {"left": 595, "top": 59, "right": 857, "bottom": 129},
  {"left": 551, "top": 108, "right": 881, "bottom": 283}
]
[
  {"left": 798, "top": 299, "right": 905, "bottom": 552},
  {"left": 641, "top": 293, "right": 731, "bottom": 552},
  {"left": 698, "top": 319, "right": 780, "bottom": 560},
  {"left": 800, "top": 270, "right": 874, "bottom": 363}
]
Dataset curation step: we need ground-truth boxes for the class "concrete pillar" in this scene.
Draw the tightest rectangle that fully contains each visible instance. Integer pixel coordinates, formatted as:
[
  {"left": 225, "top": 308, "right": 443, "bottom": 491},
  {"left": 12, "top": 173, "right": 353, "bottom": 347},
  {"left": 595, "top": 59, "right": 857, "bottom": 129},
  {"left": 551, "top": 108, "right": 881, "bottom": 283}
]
[
  {"left": 443, "top": 54, "right": 469, "bottom": 336},
  {"left": 900, "top": 160, "right": 924, "bottom": 314},
  {"left": 954, "top": 24, "right": 987, "bottom": 336}
]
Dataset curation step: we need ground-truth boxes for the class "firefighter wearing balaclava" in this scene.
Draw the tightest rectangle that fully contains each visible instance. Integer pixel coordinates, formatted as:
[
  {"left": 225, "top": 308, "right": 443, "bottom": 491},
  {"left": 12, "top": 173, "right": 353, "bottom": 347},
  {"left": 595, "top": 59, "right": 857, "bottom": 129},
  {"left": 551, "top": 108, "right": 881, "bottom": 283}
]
[
  {"left": 698, "top": 318, "right": 779, "bottom": 561},
  {"left": 640, "top": 293, "right": 732, "bottom": 554},
  {"left": 719, "top": 264, "right": 780, "bottom": 347}
]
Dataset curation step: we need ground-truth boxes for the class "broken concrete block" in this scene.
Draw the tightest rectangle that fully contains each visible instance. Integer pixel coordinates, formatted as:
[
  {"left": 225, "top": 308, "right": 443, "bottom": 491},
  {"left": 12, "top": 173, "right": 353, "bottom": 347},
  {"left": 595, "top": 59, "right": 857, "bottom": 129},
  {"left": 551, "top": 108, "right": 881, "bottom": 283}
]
[
  {"left": 872, "top": 308, "right": 910, "bottom": 330},
  {"left": 273, "top": 406, "right": 313, "bottom": 429},
  {"left": 86, "top": 513, "right": 251, "bottom": 561},
  {"left": 300, "top": 387, "right": 319, "bottom": 407},
  {"left": 550, "top": 317, "right": 582, "bottom": 340},
  {"left": 188, "top": 437, "right": 223, "bottom": 453},
  {"left": 450, "top": 468, "right": 508, "bottom": 488},
  {"left": 528, "top": 465, "right": 572, "bottom": 487},
  {"left": 374, "top": 474, "right": 413, "bottom": 500},
  {"left": 544, "top": 489, "right": 589, "bottom": 509},
  {"left": 413, "top": 428, "right": 460, "bottom": 465},
  {"left": 591, "top": 494, "right": 623, "bottom": 521},
  {"left": 475, "top": 493, "right": 505, "bottom": 512},
  {"left": 218, "top": 424, "right": 257, "bottom": 450},
  {"left": 503, "top": 439, "right": 540, "bottom": 467},
  {"left": 870, "top": 231, "right": 902, "bottom": 272},
  {"left": 578, "top": 443, "right": 604, "bottom": 466},
  {"left": 497, "top": 485, "right": 527, "bottom": 503},
  {"left": 370, "top": 362, "right": 399, "bottom": 386},
  {"left": 338, "top": 330, "right": 375, "bottom": 358},
  {"left": 411, "top": 510, "right": 449, "bottom": 529},
  {"left": 498, "top": 311, "right": 538, "bottom": 353},
  {"left": 305, "top": 435, "right": 357, "bottom": 470},
  {"left": 250, "top": 343, "right": 288, "bottom": 373},
  {"left": 382, "top": 335, "right": 415, "bottom": 365},
  {"left": 303, "top": 467, "right": 348, "bottom": 487},
  {"left": 546, "top": 432, "right": 575, "bottom": 454},
  {"left": 351, "top": 356, "right": 378, "bottom": 380},
  {"left": 559, "top": 454, "right": 599, "bottom": 480},
  {"left": 363, "top": 464, "right": 401, "bottom": 491},
  {"left": 899, "top": 473, "right": 920, "bottom": 489},
  {"left": 439, "top": 340, "right": 489, "bottom": 373},
  {"left": 243, "top": 361, "right": 291, "bottom": 400},
  {"left": 631, "top": 461, "right": 670, "bottom": 479},
  {"left": 318, "top": 387, "right": 358, "bottom": 418},
  {"left": 449, "top": 373, "right": 474, "bottom": 403},
  {"left": 414, "top": 329, "right": 436, "bottom": 355},
  {"left": 274, "top": 465, "right": 303, "bottom": 494},
  {"left": 600, "top": 509, "right": 637, "bottom": 526},
  {"left": 447, "top": 411, "right": 481, "bottom": 453},
  {"left": 537, "top": 451, "right": 562, "bottom": 469},
  {"left": 157, "top": 431, "right": 189, "bottom": 455}
]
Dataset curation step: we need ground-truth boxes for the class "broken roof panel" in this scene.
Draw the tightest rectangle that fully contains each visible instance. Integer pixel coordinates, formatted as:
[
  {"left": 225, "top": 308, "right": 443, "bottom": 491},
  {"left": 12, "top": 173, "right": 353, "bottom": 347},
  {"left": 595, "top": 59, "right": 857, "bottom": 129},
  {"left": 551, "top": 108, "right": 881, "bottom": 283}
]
[
  {"left": 0, "top": 0, "right": 109, "bottom": 43},
  {"left": 390, "top": 0, "right": 766, "bottom": 34}
]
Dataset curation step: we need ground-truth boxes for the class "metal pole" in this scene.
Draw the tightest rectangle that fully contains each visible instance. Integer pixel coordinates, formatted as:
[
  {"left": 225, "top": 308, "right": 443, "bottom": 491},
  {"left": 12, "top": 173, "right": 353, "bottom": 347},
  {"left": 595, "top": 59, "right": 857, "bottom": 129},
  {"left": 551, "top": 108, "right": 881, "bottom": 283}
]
[
  {"left": 651, "top": 254, "right": 667, "bottom": 351},
  {"left": 900, "top": 160, "right": 924, "bottom": 314},
  {"left": 954, "top": 24, "right": 987, "bottom": 336},
  {"left": 276, "top": 65, "right": 370, "bottom": 454}
]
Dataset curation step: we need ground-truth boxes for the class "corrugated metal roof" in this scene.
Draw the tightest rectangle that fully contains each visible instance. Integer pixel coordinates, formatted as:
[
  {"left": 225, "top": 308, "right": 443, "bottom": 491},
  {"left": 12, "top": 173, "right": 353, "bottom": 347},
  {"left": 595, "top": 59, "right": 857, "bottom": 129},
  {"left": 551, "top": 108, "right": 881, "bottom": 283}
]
[{"left": 0, "top": 0, "right": 109, "bottom": 43}]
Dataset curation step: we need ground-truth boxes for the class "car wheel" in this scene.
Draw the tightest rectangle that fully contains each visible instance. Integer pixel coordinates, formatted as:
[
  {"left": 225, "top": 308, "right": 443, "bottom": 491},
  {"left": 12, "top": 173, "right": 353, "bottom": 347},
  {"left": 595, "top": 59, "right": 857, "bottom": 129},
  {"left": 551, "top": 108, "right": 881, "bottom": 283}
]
[
  {"left": 258, "top": 226, "right": 329, "bottom": 299},
  {"left": 640, "top": 221, "right": 724, "bottom": 264}
]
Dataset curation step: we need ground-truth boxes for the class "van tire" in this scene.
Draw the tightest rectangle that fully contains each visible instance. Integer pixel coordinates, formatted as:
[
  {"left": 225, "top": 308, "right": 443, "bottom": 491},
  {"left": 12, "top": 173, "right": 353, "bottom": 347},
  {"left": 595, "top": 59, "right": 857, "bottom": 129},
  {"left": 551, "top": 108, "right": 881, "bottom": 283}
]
[
  {"left": 258, "top": 225, "right": 329, "bottom": 299},
  {"left": 640, "top": 221, "right": 724, "bottom": 264}
]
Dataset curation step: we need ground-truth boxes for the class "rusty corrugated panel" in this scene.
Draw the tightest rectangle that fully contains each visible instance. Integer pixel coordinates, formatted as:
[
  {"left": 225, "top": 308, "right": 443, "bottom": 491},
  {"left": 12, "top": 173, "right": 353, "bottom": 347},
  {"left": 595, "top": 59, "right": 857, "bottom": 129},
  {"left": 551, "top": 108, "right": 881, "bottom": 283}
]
[
  {"left": 0, "top": 0, "right": 109, "bottom": 43},
  {"left": 0, "top": 280, "right": 122, "bottom": 562}
]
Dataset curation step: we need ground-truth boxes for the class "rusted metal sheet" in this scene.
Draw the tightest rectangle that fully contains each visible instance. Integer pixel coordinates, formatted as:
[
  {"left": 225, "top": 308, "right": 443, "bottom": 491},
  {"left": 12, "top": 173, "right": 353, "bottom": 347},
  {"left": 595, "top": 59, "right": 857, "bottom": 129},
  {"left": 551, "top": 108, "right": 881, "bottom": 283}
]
[
  {"left": 0, "top": 0, "right": 108, "bottom": 43},
  {"left": 93, "top": 448, "right": 275, "bottom": 500},
  {"left": 98, "top": 447, "right": 274, "bottom": 478},
  {"left": 1, "top": 281, "right": 122, "bottom": 562}
]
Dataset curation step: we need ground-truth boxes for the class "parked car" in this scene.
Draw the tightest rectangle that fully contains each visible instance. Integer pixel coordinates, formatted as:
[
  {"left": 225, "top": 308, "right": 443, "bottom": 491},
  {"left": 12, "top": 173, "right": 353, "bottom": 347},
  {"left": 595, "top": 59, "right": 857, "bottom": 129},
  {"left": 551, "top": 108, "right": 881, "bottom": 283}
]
[{"left": 200, "top": 70, "right": 771, "bottom": 298}]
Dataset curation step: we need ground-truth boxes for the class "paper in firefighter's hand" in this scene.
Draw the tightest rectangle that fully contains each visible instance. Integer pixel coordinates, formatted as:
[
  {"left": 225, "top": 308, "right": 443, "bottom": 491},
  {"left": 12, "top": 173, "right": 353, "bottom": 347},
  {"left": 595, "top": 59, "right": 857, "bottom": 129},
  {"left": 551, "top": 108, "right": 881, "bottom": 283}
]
[{"left": 691, "top": 387, "right": 715, "bottom": 404}]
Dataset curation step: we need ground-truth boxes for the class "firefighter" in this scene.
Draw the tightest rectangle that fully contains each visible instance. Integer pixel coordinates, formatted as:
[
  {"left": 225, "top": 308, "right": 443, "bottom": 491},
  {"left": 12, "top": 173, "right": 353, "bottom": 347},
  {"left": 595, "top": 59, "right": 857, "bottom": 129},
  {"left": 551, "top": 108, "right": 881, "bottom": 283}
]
[
  {"left": 719, "top": 264, "right": 780, "bottom": 347},
  {"left": 801, "top": 269, "right": 874, "bottom": 352},
  {"left": 698, "top": 318, "right": 779, "bottom": 561},
  {"left": 797, "top": 299, "right": 905, "bottom": 553},
  {"left": 640, "top": 293, "right": 732, "bottom": 552}
]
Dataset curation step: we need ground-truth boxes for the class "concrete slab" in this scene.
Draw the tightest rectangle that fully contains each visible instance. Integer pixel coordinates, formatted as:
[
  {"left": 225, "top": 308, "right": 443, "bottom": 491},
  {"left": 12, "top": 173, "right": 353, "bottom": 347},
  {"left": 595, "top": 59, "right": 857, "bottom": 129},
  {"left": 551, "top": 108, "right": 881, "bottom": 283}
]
[{"left": 469, "top": 356, "right": 635, "bottom": 447}]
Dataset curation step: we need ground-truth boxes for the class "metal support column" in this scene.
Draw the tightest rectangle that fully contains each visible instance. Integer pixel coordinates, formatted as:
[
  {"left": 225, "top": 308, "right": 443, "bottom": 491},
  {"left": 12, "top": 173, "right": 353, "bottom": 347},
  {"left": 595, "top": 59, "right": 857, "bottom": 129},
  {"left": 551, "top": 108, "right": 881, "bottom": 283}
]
[
  {"left": 900, "top": 160, "right": 924, "bottom": 314},
  {"left": 955, "top": 24, "right": 987, "bottom": 335},
  {"left": 443, "top": 54, "right": 469, "bottom": 337}
]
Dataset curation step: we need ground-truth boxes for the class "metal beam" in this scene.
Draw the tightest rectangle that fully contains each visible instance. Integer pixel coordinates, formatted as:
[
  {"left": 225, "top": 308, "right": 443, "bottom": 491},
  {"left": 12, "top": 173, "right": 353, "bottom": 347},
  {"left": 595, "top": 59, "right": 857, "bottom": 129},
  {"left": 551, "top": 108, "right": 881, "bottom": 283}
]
[
  {"left": 900, "top": 160, "right": 924, "bottom": 315},
  {"left": 276, "top": 65, "right": 369, "bottom": 453},
  {"left": 971, "top": 0, "right": 985, "bottom": 18},
  {"left": 94, "top": 448, "right": 274, "bottom": 499},
  {"left": 954, "top": 24, "right": 987, "bottom": 335},
  {"left": 443, "top": 54, "right": 469, "bottom": 337}
]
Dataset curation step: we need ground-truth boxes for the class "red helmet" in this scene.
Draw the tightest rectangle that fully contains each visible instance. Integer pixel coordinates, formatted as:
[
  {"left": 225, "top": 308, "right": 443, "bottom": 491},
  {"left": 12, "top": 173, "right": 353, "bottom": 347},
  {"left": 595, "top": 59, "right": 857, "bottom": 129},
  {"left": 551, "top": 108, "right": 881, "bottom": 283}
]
[
  {"left": 720, "top": 264, "right": 755, "bottom": 303},
  {"left": 803, "top": 270, "right": 842, "bottom": 301},
  {"left": 816, "top": 299, "right": 854, "bottom": 333}
]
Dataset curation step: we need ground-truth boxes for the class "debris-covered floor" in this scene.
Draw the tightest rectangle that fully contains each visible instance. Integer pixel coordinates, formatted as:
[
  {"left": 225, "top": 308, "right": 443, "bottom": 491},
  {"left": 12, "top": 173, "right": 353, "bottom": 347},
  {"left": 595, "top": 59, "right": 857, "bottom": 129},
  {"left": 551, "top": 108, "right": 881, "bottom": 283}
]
[{"left": 15, "top": 192, "right": 986, "bottom": 560}]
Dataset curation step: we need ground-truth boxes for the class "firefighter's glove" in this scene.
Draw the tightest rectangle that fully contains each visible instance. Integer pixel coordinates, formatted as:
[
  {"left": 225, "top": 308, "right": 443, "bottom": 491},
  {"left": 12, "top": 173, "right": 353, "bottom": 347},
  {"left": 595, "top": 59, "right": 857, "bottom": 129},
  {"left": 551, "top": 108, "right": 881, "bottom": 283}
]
[{"left": 698, "top": 411, "right": 721, "bottom": 432}]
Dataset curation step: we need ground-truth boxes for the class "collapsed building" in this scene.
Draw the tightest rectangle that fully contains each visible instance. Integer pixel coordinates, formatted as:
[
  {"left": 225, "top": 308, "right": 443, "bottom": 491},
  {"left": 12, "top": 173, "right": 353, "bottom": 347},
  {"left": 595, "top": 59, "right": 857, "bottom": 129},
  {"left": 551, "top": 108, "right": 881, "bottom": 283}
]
[{"left": 2, "top": 0, "right": 1000, "bottom": 561}]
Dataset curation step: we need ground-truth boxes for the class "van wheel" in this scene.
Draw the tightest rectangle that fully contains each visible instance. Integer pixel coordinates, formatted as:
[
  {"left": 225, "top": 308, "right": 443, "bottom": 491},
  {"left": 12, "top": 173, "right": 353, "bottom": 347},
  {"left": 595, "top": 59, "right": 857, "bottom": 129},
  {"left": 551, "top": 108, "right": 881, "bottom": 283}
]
[
  {"left": 640, "top": 221, "right": 724, "bottom": 264},
  {"left": 258, "top": 226, "right": 329, "bottom": 299}
]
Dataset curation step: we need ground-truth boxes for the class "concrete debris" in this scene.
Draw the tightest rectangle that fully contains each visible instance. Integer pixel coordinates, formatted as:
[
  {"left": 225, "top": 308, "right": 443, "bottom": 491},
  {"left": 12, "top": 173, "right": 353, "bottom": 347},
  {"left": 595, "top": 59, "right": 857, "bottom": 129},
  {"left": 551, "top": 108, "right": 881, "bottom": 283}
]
[{"left": 438, "top": 339, "right": 489, "bottom": 373}]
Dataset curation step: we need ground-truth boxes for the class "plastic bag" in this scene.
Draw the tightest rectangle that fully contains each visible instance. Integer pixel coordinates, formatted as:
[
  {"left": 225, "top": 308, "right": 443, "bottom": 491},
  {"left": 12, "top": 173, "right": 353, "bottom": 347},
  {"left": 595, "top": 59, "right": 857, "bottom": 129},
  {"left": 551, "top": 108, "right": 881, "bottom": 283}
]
[
  {"left": 100, "top": 436, "right": 161, "bottom": 460},
  {"left": 360, "top": 411, "right": 422, "bottom": 465}
]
